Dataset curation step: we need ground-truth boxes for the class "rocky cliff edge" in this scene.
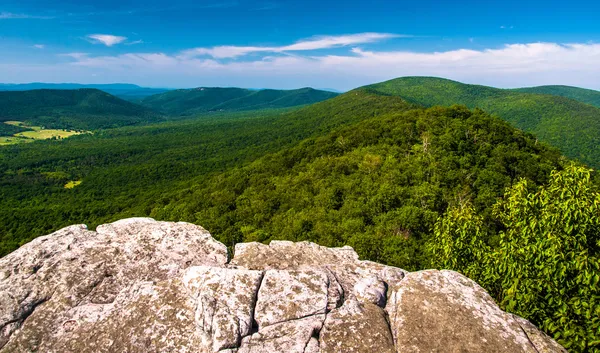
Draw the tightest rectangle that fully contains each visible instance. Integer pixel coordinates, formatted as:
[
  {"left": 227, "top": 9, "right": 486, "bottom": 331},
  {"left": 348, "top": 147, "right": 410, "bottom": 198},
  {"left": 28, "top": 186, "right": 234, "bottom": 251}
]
[{"left": 0, "top": 218, "right": 566, "bottom": 352}]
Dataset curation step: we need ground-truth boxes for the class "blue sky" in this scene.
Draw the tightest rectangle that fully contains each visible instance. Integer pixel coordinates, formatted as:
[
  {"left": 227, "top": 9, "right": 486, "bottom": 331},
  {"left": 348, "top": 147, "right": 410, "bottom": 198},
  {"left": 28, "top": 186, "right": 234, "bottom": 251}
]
[{"left": 1, "top": 0, "right": 599, "bottom": 90}]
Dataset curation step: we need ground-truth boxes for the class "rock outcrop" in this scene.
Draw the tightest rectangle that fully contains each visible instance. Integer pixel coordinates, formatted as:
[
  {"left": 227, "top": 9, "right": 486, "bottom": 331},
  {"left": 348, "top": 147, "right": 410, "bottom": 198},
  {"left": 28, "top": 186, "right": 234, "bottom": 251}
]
[{"left": 0, "top": 218, "right": 566, "bottom": 353}]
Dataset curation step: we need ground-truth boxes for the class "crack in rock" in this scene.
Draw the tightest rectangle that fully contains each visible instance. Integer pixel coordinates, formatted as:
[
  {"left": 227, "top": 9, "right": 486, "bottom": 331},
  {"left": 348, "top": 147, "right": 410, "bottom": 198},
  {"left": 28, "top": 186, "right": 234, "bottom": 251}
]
[{"left": 0, "top": 218, "right": 567, "bottom": 353}]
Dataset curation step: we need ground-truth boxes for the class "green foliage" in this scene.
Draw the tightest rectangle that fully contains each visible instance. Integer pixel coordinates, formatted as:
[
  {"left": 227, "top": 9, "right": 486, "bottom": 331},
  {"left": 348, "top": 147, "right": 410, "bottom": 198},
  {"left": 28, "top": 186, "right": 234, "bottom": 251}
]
[
  {"left": 366, "top": 77, "right": 600, "bottom": 168},
  {"left": 430, "top": 165, "right": 600, "bottom": 352},
  {"left": 0, "top": 90, "right": 412, "bottom": 256},
  {"left": 0, "top": 123, "right": 32, "bottom": 137},
  {"left": 0, "top": 89, "right": 163, "bottom": 130},
  {"left": 0, "top": 86, "right": 593, "bottom": 349},
  {"left": 140, "top": 87, "right": 338, "bottom": 115},
  {"left": 514, "top": 85, "right": 600, "bottom": 108},
  {"left": 151, "top": 105, "right": 562, "bottom": 270}
]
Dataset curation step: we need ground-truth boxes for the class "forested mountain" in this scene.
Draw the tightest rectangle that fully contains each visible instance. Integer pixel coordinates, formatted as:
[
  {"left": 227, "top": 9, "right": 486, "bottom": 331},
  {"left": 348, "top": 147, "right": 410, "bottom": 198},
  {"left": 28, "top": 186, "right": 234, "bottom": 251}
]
[
  {"left": 0, "top": 87, "right": 566, "bottom": 266},
  {"left": 0, "top": 89, "right": 412, "bottom": 255},
  {"left": 140, "top": 87, "right": 338, "bottom": 115},
  {"left": 365, "top": 77, "right": 600, "bottom": 168},
  {"left": 0, "top": 82, "right": 597, "bottom": 351},
  {"left": 0, "top": 83, "right": 170, "bottom": 100},
  {"left": 513, "top": 85, "right": 600, "bottom": 108},
  {"left": 0, "top": 89, "right": 163, "bottom": 130}
]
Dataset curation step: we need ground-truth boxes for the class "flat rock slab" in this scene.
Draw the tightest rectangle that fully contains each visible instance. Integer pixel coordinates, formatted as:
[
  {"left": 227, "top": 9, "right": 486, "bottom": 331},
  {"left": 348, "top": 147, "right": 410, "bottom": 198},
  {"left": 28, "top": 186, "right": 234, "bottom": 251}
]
[
  {"left": 386, "top": 270, "right": 567, "bottom": 353},
  {"left": 0, "top": 218, "right": 566, "bottom": 353}
]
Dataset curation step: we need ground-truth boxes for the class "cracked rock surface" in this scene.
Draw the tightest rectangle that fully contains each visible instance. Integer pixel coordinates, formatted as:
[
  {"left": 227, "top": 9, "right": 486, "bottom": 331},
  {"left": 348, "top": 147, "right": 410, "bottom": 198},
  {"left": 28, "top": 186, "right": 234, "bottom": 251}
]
[{"left": 0, "top": 218, "right": 566, "bottom": 352}]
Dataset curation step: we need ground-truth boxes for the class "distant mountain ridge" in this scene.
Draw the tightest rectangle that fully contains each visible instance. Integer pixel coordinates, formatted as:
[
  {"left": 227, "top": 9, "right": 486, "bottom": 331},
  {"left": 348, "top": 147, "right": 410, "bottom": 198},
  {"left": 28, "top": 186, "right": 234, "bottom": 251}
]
[
  {"left": 0, "top": 83, "right": 170, "bottom": 100},
  {"left": 513, "top": 85, "right": 600, "bottom": 108},
  {"left": 0, "top": 89, "right": 163, "bottom": 131},
  {"left": 140, "top": 87, "right": 339, "bottom": 115},
  {"left": 364, "top": 77, "right": 600, "bottom": 168}
]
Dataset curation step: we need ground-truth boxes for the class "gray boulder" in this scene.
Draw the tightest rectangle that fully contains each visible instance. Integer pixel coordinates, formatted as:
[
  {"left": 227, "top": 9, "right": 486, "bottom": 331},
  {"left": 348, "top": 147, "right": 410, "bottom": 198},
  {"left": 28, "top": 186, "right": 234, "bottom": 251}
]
[{"left": 0, "top": 218, "right": 566, "bottom": 352}]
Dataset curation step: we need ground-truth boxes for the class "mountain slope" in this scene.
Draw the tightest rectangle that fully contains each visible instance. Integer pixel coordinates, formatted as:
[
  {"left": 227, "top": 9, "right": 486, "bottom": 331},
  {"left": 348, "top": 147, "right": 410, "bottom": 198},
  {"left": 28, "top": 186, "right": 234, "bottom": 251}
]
[
  {"left": 0, "top": 83, "right": 170, "bottom": 100},
  {"left": 151, "top": 103, "right": 563, "bottom": 271},
  {"left": 513, "top": 85, "right": 600, "bottom": 108},
  {"left": 0, "top": 89, "right": 163, "bottom": 130},
  {"left": 0, "top": 89, "right": 414, "bottom": 255},
  {"left": 364, "top": 77, "right": 600, "bottom": 168},
  {"left": 140, "top": 87, "right": 338, "bottom": 115},
  {"left": 0, "top": 87, "right": 587, "bottom": 350}
]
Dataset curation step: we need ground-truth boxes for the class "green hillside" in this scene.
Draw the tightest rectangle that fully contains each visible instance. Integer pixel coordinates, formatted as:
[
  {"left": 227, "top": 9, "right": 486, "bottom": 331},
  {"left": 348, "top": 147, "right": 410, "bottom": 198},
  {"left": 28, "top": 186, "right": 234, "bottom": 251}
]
[
  {"left": 0, "top": 89, "right": 163, "bottom": 131},
  {"left": 0, "top": 88, "right": 563, "bottom": 265},
  {"left": 140, "top": 87, "right": 338, "bottom": 115},
  {"left": 365, "top": 77, "right": 600, "bottom": 168},
  {"left": 513, "top": 85, "right": 600, "bottom": 108},
  {"left": 1, "top": 87, "right": 595, "bottom": 350},
  {"left": 0, "top": 89, "right": 413, "bottom": 255},
  {"left": 0, "top": 83, "right": 171, "bottom": 101}
]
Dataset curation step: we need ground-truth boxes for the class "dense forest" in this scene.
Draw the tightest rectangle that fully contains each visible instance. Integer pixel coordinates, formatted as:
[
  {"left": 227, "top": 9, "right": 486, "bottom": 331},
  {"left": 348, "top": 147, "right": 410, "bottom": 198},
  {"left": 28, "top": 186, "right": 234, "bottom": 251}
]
[
  {"left": 0, "top": 89, "right": 163, "bottom": 130},
  {"left": 0, "top": 79, "right": 599, "bottom": 351},
  {"left": 139, "top": 86, "right": 338, "bottom": 115},
  {"left": 152, "top": 105, "right": 564, "bottom": 270},
  {"left": 0, "top": 89, "right": 413, "bottom": 255},
  {"left": 366, "top": 77, "right": 600, "bottom": 168},
  {"left": 514, "top": 85, "right": 600, "bottom": 108},
  {"left": 0, "top": 83, "right": 170, "bottom": 101}
]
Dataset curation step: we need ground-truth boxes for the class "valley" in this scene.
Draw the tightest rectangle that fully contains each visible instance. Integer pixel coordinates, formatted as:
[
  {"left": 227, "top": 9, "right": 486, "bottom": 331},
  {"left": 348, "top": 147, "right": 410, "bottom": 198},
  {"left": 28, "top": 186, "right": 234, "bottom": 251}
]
[{"left": 0, "top": 77, "right": 598, "bottom": 352}]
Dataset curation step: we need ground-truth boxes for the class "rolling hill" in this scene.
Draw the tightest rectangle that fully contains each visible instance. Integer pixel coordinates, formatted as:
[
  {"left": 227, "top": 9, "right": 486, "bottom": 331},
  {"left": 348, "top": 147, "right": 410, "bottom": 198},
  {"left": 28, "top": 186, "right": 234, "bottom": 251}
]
[
  {"left": 513, "top": 85, "right": 600, "bottom": 108},
  {"left": 140, "top": 87, "right": 338, "bottom": 115},
  {"left": 364, "top": 77, "right": 600, "bottom": 168},
  {"left": 0, "top": 83, "right": 170, "bottom": 100},
  {"left": 0, "top": 89, "right": 163, "bottom": 131},
  {"left": 0, "top": 86, "right": 590, "bottom": 350}
]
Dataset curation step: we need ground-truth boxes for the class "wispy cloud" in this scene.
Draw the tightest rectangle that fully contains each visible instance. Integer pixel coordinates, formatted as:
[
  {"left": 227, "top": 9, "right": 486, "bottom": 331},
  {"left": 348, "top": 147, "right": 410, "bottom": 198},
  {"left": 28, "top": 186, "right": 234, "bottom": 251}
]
[
  {"left": 54, "top": 41, "right": 600, "bottom": 90},
  {"left": 0, "top": 12, "right": 53, "bottom": 19},
  {"left": 125, "top": 40, "right": 144, "bottom": 45},
  {"left": 181, "top": 32, "right": 404, "bottom": 59},
  {"left": 87, "top": 34, "right": 128, "bottom": 47},
  {"left": 32, "top": 44, "right": 45, "bottom": 49},
  {"left": 60, "top": 52, "right": 89, "bottom": 59}
]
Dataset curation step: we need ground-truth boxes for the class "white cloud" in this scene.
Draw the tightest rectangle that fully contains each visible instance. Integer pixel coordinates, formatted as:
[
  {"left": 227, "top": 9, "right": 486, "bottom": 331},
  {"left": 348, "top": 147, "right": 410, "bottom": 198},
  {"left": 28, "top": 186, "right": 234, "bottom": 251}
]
[
  {"left": 125, "top": 40, "right": 144, "bottom": 45},
  {"left": 180, "top": 32, "right": 402, "bottom": 59},
  {"left": 87, "top": 34, "right": 127, "bottom": 47},
  {"left": 32, "top": 44, "right": 45, "bottom": 49},
  {"left": 4, "top": 39, "right": 600, "bottom": 91},
  {"left": 0, "top": 12, "right": 53, "bottom": 19},
  {"left": 65, "top": 42, "right": 600, "bottom": 90},
  {"left": 60, "top": 52, "right": 89, "bottom": 59}
]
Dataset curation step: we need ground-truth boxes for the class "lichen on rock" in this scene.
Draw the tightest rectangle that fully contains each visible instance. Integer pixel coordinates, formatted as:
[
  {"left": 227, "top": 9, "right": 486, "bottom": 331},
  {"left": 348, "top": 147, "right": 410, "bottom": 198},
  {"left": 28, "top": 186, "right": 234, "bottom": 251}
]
[{"left": 0, "top": 218, "right": 566, "bottom": 352}]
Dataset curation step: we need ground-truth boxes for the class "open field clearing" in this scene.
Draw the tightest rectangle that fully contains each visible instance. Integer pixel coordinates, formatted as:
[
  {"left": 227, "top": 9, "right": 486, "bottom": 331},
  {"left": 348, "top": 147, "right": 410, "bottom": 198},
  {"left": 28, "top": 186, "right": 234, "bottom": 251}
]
[
  {"left": 1, "top": 121, "right": 88, "bottom": 145},
  {"left": 15, "top": 129, "right": 84, "bottom": 139}
]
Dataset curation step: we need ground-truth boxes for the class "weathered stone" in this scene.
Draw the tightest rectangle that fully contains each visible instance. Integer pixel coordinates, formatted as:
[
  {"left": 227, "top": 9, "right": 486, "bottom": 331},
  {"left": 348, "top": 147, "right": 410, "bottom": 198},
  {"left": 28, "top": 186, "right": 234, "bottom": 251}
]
[
  {"left": 386, "top": 270, "right": 547, "bottom": 353},
  {"left": 183, "top": 266, "right": 263, "bottom": 351},
  {"left": 513, "top": 315, "right": 569, "bottom": 353},
  {"left": 231, "top": 240, "right": 359, "bottom": 270},
  {"left": 320, "top": 299, "right": 395, "bottom": 353},
  {"left": 237, "top": 315, "right": 325, "bottom": 353},
  {"left": 0, "top": 218, "right": 566, "bottom": 353},
  {"left": 254, "top": 269, "right": 329, "bottom": 328},
  {"left": 0, "top": 218, "right": 227, "bottom": 352}
]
